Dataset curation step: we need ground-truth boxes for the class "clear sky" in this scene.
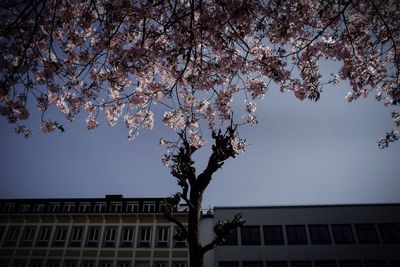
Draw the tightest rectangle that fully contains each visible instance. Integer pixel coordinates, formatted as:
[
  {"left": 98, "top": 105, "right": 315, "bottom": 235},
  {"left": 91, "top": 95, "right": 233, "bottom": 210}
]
[{"left": 0, "top": 78, "right": 399, "bottom": 209}]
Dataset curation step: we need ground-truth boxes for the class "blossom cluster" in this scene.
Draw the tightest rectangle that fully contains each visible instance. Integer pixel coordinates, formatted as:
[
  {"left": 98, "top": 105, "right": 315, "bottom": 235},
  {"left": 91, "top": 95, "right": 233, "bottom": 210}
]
[{"left": 0, "top": 0, "right": 399, "bottom": 149}]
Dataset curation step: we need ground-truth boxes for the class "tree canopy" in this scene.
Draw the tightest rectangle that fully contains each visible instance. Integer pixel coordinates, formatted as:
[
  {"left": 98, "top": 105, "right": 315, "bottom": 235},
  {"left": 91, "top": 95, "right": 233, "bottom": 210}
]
[{"left": 1, "top": 0, "right": 399, "bottom": 149}]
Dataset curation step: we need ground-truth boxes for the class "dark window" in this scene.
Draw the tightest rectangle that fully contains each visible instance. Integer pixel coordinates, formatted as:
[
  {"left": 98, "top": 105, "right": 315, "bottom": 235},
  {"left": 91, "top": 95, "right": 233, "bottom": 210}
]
[
  {"left": 4, "top": 226, "right": 21, "bottom": 246},
  {"left": 389, "top": 261, "right": 400, "bottom": 267},
  {"left": 355, "top": 224, "right": 379, "bottom": 244},
  {"left": 291, "top": 262, "right": 312, "bottom": 267},
  {"left": 264, "top": 225, "right": 284, "bottom": 245},
  {"left": 46, "top": 260, "right": 60, "bottom": 267},
  {"left": 139, "top": 227, "right": 151, "bottom": 247},
  {"left": 243, "top": 262, "right": 263, "bottom": 267},
  {"left": 221, "top": 227, "right": 238, "bottom": 245},
  {"left": 103, "top": 227, "right": 117, "bottom": 247},
  {"left": 173, "top": 227, "right": 186, "bottom": 248},
  {"left": 340, "top": 261, "right": 362, "bottom": 267},
  {"left": 53, "top": 227, "right": 68, "bottom": 246},
  {"left": 286, "top": 225, "right": 307, "bottom": 244},
  {"left": 332, "top": 224, "right": 354, "bottom": 244},
  {"left": 365, "top": 261, "right": 388, "bottom": 267},
  {"left": 29, "top": 259, "right": 44, "bottom": 267},
  {"left": 241, "top": 226, "right": 261, "bottom": 245},
  {"left": 63, "top": 261, "right": 78, "bottom": 267},
  {"left": 69, "top": 226, "right": 83, "bottom": 247},
  {"left": 20, "top": 226, "right": 36, "bottom": 246},
  {"left": 37, "top": 226, "right": 52, "bottom": 246},
  {"left": 156, "top": 227, "right": 169, "bottom": 247},
  {"left": 378, "top": 224, "right": 400, "bottom": 244},
  {"left": 86, "top": 227, "right": 101, "bottom": 247},
  {"left": 120, "top": 227, "right": 135, "bottom": 247},
  {"left": 315, "top": 261, "right": 336, "bottom": 267},
  {"left": 0, "top": 259, "right": 10, "bottom": 267},
  {"left": 219, "top": 262, "right": 239, "bottom": 267},
  {"left": 267, "top": 262, "right": 287, "bottom": 267},
  {"left": 12, "top": 259, "right": 27, "bottom": 267},
  {"left": 309, "top": 225, "right": 331, "bottom": 244}
]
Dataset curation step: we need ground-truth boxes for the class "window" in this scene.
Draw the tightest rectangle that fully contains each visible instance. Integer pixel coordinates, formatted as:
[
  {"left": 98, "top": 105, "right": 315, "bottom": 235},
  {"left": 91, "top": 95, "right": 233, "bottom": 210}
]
[
  {"left": 109, "top": 203, "right": 122, "bottom": 212},
  {"left": 81, "top": 261, "right": 95, "bottom": 267},
  {"left": 315, "top": 261, "right": 336, "bottom": 267},
  {"left": 53, "top": 227, "right": 68, "bottom": 246},
  {"left": 291, "top": 262, "right": 312, "bottom": 267},
  {"left": 241, "top": 226, "right": 261, "bottom": 245},
  {"left": 139, "top": 227, "right": 151, "bottom": 247},
  {"left": 173, "top": 227, "right": 186, "bottom": 248},
  {"left": 159, "top": 203, "right": 166, "bottom": 213},
  {"left": 86, "top": 227, "right": 101, "bottom": 247},
  {"left": 221, "top": 227, "right": 238, "bottom": 245},
  {"left": 264, "top": 225, "right": 284, "bottom": 245},
  {"left": 154, "top": 263, "right": 168, "bottom": 267},
  {"left": 267, "top": 262, "right": 287, "bottom": 267},
  {"left": 0, "top": 259, "right": 10, "bottom": 267},
  {"left": 103, "top": 227, "right": 118, "bottom": 247},
  {"left": 355, "top": 224, "right": 379, "bottom": 244},
  {"left": 49, "top": 203, "right": 60, "bottom": 212},
  {"left": 94, "top": 203, "right": 106, "bottom": 212},
  {"left": 117, "top": 262, "right": 131, "bottom": 267},
  {"left": 126, "top": 202, "right": 139, "bottom": 212},
  {"left": 143, "top": 202, "right": 155, "bottom": 212},
  {"left": 20, "top": 204, "right": 30, "bottom": 212},
  {"left": 135, "top": 262, "right": 150, "bottom": 267},
  {"left": 243, "top": 262, "right": 263, "bottom": 267},
  {"left": 219, "top": 262, "right": 239, "bottom": 267},
  {"left": 309, "top": 225, "right": 331, "bottom": 244},
  {"left": 120, "top": 227, "right": 135, "bottom": 247},
  {"left": 157, "top": 227, "right": 169, "bottom": 247},
  {"left": 4, "top": 203, "right": 16, "bottom": 213},
  {"left": 286, "top": 225, "right": 307, "bottom": 244},
  {"left": 63, "top": 261, "right": 78, "bottom": 267},
  {"left": 46, "top": 260, "right": 61, "bottom": 267},
  {"left": 30, "top": 260, "right": 44, "bottom": 267},
  {"left": 37, "top": 226, "right": 52, "bottom": 246},
  {"left": 4, "top": 226, "right": 21, "bottom": 246},
  {"left": 33, "top": 204, "right": 45, "bottom": 212},
  {"left": 339, "top": 261, "right": 362, "bottom": 267},
  {"left": 365, "top": 261, "right": 388, "bottom": 267},
  {"left": 0, "top": 225, "right": 4, "bottom": 239},
  {"left": 99, "top": 262, "right": 113, "bottom": 267},
  {"left": 78, "top": 203, "right": 91, "bottom": 213},
  {"left": 332, "top": 224, "right": 354, "bottom": 244},
  {"left": 12, "top": 259, "right": 27, "bottom": 267},
  {"left": 63, "top": 203, "right": 75, "bottom": 213},
  {"left": 69, "top": 226, "right": 83, "bottom": 247},
  {"left": 20, "top": 226, "right": 36, "bottom": 246},
  {"left": 378, "top": 223, "right": 400, "bottom": 244},
  {"left": 173, "top": 263, "right": 187, "bottom": 267}
]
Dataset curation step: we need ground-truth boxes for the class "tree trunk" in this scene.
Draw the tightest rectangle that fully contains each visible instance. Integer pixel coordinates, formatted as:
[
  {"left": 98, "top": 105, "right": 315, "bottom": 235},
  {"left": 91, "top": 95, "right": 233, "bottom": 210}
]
[{"left": 188, "top": 188, "right": 204, "bottom": 267}]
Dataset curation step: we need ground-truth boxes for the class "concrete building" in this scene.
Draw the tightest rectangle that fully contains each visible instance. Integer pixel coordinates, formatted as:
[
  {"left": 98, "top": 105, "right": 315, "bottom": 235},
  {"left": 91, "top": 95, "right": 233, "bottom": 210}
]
[
  {"left": 0, "top": 195, "right": 188, "bottom": 267},
  {"left": 205, "top": 204, "right": 400, "bottom": 267}
]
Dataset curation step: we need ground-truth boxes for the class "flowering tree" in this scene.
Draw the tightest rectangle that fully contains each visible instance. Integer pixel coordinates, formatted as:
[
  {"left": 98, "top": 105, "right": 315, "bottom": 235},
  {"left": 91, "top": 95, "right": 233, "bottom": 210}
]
[{"left": 1, "top": 0, "right": 399, "bottom": 266}]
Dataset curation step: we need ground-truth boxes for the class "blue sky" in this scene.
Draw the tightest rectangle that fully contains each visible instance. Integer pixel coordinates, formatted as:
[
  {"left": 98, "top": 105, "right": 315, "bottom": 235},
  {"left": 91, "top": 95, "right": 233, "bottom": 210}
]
[{"left": 0, "top": 79, "right": 399, "bottom": 208}]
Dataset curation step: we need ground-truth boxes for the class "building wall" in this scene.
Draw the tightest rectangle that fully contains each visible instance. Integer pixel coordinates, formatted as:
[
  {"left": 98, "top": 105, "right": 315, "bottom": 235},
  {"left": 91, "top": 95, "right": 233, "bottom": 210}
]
[
  {"left": 213, "top": 204, "right": 400, "bottom": 267},
  {"left": 0, "top": 196, "right": 188, "bottom": 267}
]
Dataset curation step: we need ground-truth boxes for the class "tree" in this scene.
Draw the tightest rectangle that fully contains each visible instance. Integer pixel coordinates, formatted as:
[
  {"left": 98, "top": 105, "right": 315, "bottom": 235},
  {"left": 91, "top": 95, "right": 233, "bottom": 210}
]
[{"left": 1, "top": 0, "right": 399, "bottom": 266}]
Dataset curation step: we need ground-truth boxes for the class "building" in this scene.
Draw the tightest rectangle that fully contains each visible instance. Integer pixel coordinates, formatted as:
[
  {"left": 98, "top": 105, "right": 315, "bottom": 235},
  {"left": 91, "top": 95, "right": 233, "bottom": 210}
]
[
  {"left": 203, "top": 204, "right": 400, "bottom": 267},
  {"left": 0, "top": 195, "right": 188, "bottom": 267},
  {"left": 2, "top": 196, "right": 400, "bottom": 267}
]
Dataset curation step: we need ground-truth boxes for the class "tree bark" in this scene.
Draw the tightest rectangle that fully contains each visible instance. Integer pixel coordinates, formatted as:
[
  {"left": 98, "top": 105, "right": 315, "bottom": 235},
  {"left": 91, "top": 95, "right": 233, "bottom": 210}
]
[{"left": 188, "top": 187, "right": 204, "bottom": 267}]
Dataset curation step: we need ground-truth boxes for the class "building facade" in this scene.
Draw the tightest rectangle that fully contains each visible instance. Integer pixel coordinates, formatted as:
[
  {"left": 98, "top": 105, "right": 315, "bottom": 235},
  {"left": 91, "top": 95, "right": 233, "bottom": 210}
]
[
  {"left": 0, "top": 195, "right": 188, "bottom": 267},
  {"left": 205, "top": 204, "right": 400, "bottom": 267}
]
